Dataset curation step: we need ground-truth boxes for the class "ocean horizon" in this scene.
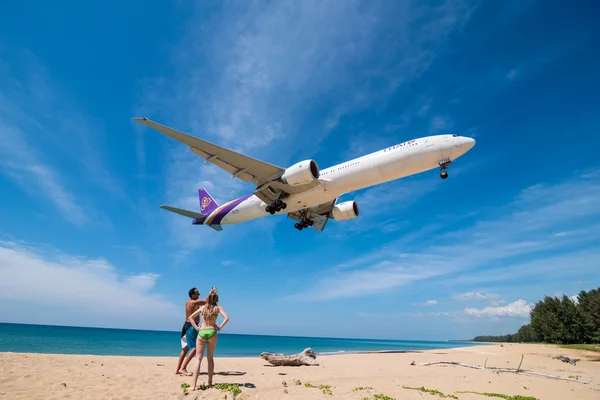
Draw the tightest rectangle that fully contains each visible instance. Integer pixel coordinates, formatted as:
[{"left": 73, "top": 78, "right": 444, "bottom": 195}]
[{"left": 0, "top": 322, "right": 481, "bottom": 357}]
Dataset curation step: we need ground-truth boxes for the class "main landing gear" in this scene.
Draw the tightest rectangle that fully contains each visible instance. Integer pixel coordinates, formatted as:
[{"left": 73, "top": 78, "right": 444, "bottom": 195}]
[
  {"left": 439, "top": 158, "right": 452, "bottom": 180},
  {"left": 265, "top": 199, "right": 287, "bottom": 214},
  {"left": 294, "top": 218, "right": 313, "bottom": 230}
]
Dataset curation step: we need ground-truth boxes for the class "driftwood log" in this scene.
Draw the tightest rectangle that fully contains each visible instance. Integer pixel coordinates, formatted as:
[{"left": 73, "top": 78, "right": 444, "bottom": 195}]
[{"left": 260, "top": 347, "right": 319, "bottom": 366}]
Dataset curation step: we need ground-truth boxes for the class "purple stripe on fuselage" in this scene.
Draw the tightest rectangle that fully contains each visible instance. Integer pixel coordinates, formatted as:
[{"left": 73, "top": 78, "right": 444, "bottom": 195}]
[{"left": 209, "top": 194, "right": 252, "bottom": 225}]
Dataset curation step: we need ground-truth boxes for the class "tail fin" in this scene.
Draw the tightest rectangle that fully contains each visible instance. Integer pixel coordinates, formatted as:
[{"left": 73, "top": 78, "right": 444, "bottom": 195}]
[{"left": 198, "top": 188, "right": 219, "bottom": 215}]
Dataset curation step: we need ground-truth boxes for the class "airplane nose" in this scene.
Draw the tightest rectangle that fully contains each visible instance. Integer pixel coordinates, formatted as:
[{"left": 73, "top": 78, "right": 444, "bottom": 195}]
[
  {"left": 465, "top": 137, "right": 475, "bottom": 150},
  {"left": 458, "top": 137, "right": 475, "bottom": 150}
]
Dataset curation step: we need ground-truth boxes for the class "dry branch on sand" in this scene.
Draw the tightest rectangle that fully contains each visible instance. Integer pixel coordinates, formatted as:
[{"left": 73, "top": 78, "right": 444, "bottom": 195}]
[
  {"left": 415, "top": 355, "right": 597, "bottom": 384},
  {"left": 260, "top": 348, "right": 320, "bottom": 366}
]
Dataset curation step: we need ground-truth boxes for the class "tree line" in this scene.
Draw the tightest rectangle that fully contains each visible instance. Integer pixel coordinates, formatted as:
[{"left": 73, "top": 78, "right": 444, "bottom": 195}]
[{"left": 471, "top": 287, "right": 600, "bottom": 344}]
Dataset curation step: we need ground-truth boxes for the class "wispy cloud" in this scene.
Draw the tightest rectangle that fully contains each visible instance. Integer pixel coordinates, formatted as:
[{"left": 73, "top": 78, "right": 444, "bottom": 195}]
[
  {"left": 0, "top": 49, "right": 124, "bottom": 226},
  {"left": 413, "top": 300, "right": 438, "bottom": 307},
  {"left": 452, "top": 292, "right": 501, "bottom": 302},
  {"left": 0, "top": 119, "right": 89, "bottom": 227},
  {"left": 326, "top": 176, "right": 442, "bottom": 238},
  {"left": 361, "top": 296, "right": 532, "bottom": 320},
  {"left": 449, "top": 37, "right": 586, "bottom": 108},
  {"left": 288, "top": 169, "right": 600, "bottom": 301},
  {"left": 136, "top": 0, "right": 474, "bottom": 254},
  {"left": 0, "top": 239, "right": 178, "bottom": 329}
]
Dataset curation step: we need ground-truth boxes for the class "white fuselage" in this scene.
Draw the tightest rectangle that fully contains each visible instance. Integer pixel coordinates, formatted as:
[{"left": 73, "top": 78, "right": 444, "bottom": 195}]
[{"left": 210, "top": 134, "right": 475, "bottom": 225}]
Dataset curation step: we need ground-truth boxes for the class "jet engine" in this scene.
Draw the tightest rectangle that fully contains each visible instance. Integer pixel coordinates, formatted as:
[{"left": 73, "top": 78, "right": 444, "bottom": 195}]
[
  {"left": 331, "top": 201, "right": 360, "bottom": 221},
  {"left": 281, "top": 160, "right": 320, "bottom": 186}
]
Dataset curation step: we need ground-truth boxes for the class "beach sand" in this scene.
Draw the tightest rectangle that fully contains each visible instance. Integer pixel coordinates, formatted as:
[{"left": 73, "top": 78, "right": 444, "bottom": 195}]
[{"left": 1, "top": 343, "right": 599, "bottom": 399}]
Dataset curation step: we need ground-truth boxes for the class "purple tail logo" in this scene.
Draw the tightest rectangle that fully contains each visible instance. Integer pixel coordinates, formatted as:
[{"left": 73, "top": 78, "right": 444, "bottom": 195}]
[{"left": 198, "top": 188, "right": 219, "bottom": 215}]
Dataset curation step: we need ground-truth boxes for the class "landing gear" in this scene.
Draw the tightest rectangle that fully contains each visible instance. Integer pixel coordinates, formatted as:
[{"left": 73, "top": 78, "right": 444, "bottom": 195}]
[
  {"left": 439, "top": 158, "right": 452, "bottom": 180},
  {"left": 265, "top": 199, "right": 287, "bottom": 214},
  {"left": 294, "top": 218, "right": 313, "bottom": 230}
]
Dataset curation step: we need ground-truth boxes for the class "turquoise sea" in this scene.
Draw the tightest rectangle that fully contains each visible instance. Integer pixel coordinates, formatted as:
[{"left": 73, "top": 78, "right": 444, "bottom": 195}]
[{"left": 0, "top": 323, "right": 479, "bottom": 357}]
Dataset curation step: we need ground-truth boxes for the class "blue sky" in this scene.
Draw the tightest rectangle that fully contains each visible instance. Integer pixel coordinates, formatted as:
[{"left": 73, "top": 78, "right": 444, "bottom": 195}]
[{"left": 0, "top": 0, "right": 598, "bottom": 341}]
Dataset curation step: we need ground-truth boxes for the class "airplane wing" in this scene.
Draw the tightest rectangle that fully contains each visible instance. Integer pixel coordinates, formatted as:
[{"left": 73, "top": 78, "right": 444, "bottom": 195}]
[
  {"left": 133, "top": 118, "right": 322, "bottom": 203},
  {"left": 287, "top": 199, "right": 337, "bottom": 232}
]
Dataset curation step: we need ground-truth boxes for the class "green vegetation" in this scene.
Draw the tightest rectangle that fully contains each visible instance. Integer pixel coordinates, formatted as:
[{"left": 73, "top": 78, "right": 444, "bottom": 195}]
[
  {"left": 558, "top": 343, "right": 600, "bottom": 352},
  {"left": 402, "top": 385, "right": 458, "bottom": 399},
  {"left": 359, "top": 394, "right": 396, "bottom": 400},
  {"left": 472, "top": 287, "right": 600, "bottom": 345},
  {"left": 373, "top": 394, "right": 396, "bottom": 400},
  {"left": 456, "top": 391, "right": 537, "bottom": 400},
  {"left": 285, "top": 379, "right": 333, "bottom": 395},
  {"left": 352, "top": 386, "right": 373, "bottom": 392},
  {"left": 319, "top": 384, "right": 333, "bottom": 395},
  {"left": 353, "top": 385, "right": 537, "bottom": 400},
  {"left": 212, "top": 383, "right": 242, "bottom": 398},
  {"left": 180, "top": 383, "right": 190, "bottom": 395}
]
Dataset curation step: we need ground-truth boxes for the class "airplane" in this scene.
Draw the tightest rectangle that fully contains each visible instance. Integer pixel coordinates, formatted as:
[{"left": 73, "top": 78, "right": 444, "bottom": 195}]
[{"left": 133, "top": 117, "right": 476, "bottom": 232}]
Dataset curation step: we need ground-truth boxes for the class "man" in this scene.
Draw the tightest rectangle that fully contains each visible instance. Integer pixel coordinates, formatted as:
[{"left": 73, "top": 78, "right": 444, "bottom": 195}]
[{"left": 176, "top": 286, "right": 215, "bottom": 375}]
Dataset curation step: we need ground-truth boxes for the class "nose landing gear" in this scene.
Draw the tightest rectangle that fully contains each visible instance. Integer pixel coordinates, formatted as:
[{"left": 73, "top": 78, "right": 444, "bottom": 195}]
[{"left": 439, "top": 158, "right": 452, "bottom": 180}]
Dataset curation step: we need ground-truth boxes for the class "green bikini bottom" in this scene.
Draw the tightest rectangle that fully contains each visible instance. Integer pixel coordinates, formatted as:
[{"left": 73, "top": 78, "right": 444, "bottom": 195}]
[{"left": 198, "top": 328, "right": 217, "bottom": 340}]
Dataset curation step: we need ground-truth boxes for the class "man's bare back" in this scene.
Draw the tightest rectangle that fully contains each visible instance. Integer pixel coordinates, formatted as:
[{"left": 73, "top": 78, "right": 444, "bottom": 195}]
[
  {"left": 185, "top": 286, "right": 217, "bottom": 323},
  {"left": 186, "top": 299, "right": 201, "bottom": 323}
]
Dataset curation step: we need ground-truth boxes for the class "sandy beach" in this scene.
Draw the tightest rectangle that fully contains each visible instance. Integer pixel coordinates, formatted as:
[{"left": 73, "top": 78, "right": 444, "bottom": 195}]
[{"left": 1, "top": 343, "right": 598, "bottom": 399}]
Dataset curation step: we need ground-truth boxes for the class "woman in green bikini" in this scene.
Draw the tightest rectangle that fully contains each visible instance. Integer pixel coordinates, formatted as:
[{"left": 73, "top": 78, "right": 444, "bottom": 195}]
[{"left": 188, "top": 287, "right": 229, "bottom": 390}]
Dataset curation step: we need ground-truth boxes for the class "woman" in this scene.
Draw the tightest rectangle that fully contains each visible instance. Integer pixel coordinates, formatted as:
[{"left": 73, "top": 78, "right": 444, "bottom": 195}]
[{"left": 187, "top": 287, "right": 229, "bottom": 390}]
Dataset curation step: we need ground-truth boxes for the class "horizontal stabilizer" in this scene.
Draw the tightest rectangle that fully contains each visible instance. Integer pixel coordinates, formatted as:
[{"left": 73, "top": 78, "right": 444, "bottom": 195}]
[{"left": 160, "top": 205, "right": 204, "bottom": 219}]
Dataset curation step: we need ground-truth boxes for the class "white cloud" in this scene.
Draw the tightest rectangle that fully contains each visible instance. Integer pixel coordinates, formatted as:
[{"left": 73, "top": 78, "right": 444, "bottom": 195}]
[
  {"left": 403, "top": 312, "right": 451, "bottom": 318},
  {"left": 288, "top": 169, "right": 600, "bottom": 301},
  {"left": 125, "top": 273, "right": 160, "bottom": 292},
  {"left": 136, "top": 0, "right": 473, "bottom": 253},
  {"left": 413, "top": 300, "right": 438, "bottom": 306},
  {"left": 221, "top": 260, "right": 235, "bottom": 267},
  {"left": 452, "top": 292, "right": 502, "bottom": 302},
  {"left": 0, "top": 239, "right": 179, "bottom": 330},
  {"left": 429, "top": 115, "right": 453, "bottom": 133},
  {"left": 464, "top": 299, "right": 532, "bottom": 318}
]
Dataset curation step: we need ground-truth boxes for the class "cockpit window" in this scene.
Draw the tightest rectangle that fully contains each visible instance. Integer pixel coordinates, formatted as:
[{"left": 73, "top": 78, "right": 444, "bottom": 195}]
[{"left": 452, "top": 134, "right": 457, "bottom": 137}]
